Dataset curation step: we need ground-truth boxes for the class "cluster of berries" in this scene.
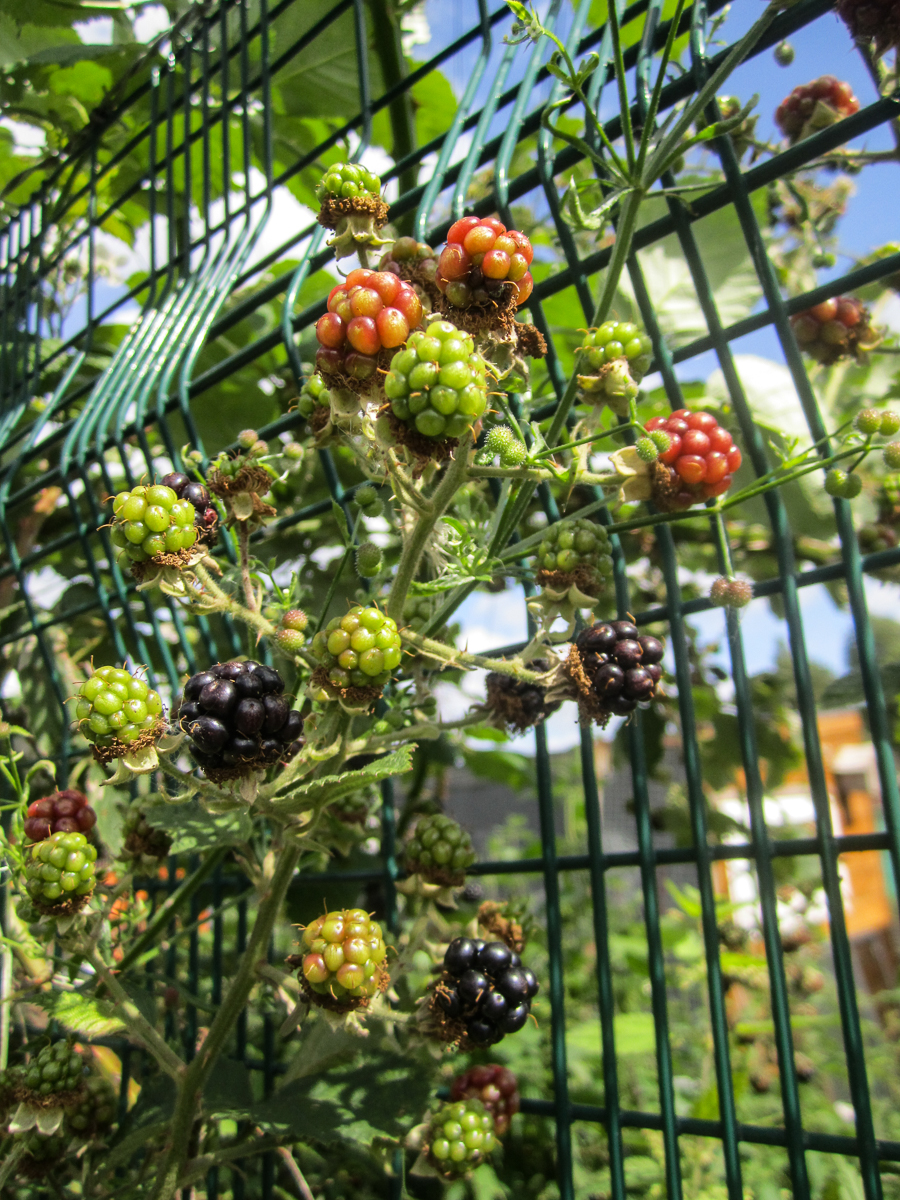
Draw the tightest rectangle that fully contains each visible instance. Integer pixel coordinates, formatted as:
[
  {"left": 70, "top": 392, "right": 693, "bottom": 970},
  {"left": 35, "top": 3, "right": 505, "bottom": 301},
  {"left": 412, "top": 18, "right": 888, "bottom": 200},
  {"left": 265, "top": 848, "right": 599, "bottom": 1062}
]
[
  {"left": 581, "top": 320, "right": 654, "bottom": 390},
  {"left": 404, "top": 813, "right": 477, "bottom": 886},
  {"left": 310, "top": 606, "right": 402, "bottom": 694},
  {"left": 775, "top": 76, "right": 860, "bottom": 142},
  {"left": 790, "top": 296, "right": 877, "bottom": 365},
  {"left": 178, "top": 660, "right": 302, "bottom": 774},
  {"left": 644, "top": 410, "right": 742, "bottom": 507},
  {"left": 275, "top": 608, "right": 308, "bottom": 656},
  {"left": 121, "top": 807, "right": 172, "bottom": 872},
  {"left": 435, "top": 937, "right": 539, "bottom": 1046},
  {"left": 65, "top": 1074, "right": 117, "bottom": 1135},
  {"left": 383, "top": 320, "right": 488, "bottom": 442},
  {"left": 485, "top": 667, "right": 559, "bottom": 734},
  {"left": 24, "top": 789, "right": 95, "bottom": 842},
  {"left": 450, "top": 1064, "right": 520, "bottom": 1136},
  {"left": 110, "top": 483, "right": 201, "bottom": 567},
  {"left": 379, "top": 237, "right": 440, "bottom": 303},
  {"left": 295, "top": 372, "right": 331, "bottom": 421},
  {"left": 534, "top": 516, "right": 613, "bottom": 589},
  {"left": 709, "top": 577, "right": 754, "bottom": 608},
  {"left": 22, "top": 1041, "right": 84, "bottom": 1100},
  {"left": 316, "top": 162, "right": 381, "bottom": 203},
  {"left": 575, "top": 621, "right": 665, "bottom": 717},
  {"left": 426, "top": 1097, "right": 497, "bottom": 1176},
  {"left": 160, "top": 472, "right": 218, "bottom": 538},
  {"left": 837, "top": 0, "right": 900, "bottom": 55},
  {"left": 76, "top": 666, "right": 164, "bottom": 753},
  {"left": 316, "top": 269, "right": 423, "bottom": 386},
  {"left": 436, "top": 216, "right": 534, "bottom": 310},
  {"left": 297, "top": 907, "right": 388, "bottom": 1009},
  {"left": 24, "top": 831, "right": 97, "bottom": 913}
]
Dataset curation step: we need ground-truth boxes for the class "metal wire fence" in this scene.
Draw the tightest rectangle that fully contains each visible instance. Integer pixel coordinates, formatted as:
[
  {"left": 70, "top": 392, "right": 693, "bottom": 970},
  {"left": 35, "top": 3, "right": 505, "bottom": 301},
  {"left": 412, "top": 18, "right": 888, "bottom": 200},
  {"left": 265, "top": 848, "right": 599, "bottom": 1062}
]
[{"left": 2, "top": 0, "right": 900, "bottom": 1196}]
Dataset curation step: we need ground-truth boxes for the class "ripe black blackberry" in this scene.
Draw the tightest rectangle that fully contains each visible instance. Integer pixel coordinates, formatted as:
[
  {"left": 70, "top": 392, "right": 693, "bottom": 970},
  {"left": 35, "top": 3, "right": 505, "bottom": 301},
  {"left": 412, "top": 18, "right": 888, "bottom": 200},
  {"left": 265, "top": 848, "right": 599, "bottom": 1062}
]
[
  {"left": 432, "top": 937, "right": 539, "bottom": 1047},
  {"left": 159, "top": 472, "right": 219, "bottom": 543},
  {"left": 485, "top": 663, "right": 560, "bottom": 733},
  {"left": 570, "top": 621, "right": 664, "bottom": 721},
  {"left": 177, "top": 660, "right": 303, "bottom": 778}
]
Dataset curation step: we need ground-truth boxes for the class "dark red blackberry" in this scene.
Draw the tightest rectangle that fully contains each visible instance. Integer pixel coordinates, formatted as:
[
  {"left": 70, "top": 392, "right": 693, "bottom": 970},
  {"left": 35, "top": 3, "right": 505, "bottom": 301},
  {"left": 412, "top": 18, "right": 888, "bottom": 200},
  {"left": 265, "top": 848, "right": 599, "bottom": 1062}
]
[
  {"left": 485, "top": 663, "right": 560, "bottom": 733},
  {"left": 432, "top": 937, "right": 538, "bottom": 1047},
  {"left": 450, "top": 1064, "right": 520, "bottom": 1135},
  {"left": 572, "top": 621, "right": 664, "bottom": 719},
  {"left": 790, "top": 297, "right": 878, "bottom": 365},
  {"left": 775, "top": 76, "right": 859, "bottom": 143},
  {"left": 24, "top": 790, "right": 96, "bottom": 843},
  {"left": 178, "top": 660, "right": 302, "bottom": 779},
  {"left": 160, "top": 471, "right": 218, "bottom": 543}
]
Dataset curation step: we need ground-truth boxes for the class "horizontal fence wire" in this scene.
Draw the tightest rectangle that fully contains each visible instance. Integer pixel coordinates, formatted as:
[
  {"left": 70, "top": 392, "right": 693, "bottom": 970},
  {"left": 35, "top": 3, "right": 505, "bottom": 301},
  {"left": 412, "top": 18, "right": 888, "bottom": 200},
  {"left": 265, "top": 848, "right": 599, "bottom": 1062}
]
[{"left": 1, "top": 0, "right": 899, "bottom": 1197}]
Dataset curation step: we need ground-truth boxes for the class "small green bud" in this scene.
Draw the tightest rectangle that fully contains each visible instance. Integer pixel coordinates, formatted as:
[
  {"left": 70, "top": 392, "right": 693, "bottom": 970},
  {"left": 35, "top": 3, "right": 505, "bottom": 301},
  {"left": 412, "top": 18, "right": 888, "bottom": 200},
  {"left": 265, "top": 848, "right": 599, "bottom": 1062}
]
[
  {"left": 842, "top": 473, "right": 863, "bottom": 499},
  {"left": 363, "top": 499, "right": 384, "bottom": 518},
  {"left": 854, "top": 409, "right": 882, "bottom": 435},
  {"left": 648, "top": 429, "right": 672, "bottom": 453},
  {"left": 825, "top": 469, "right": 848, "bottom": 497},
  {"left": 276, "top": 628, "right": 306, "bottom": 655},
  {"left": 354, "top": 484, "right": 379, "bottom": 508},
  {"left": 499, "top": 438, "right": 527, "bottom": 467},
  {"left": 880, "top": 412, "right": 900, "bottom": 437},
  {"left": 884, "top": 443, "right": 900, "bottom": 469},
  {"left": 250, "top": 439, "right": 269, "bottom": 457},
  {"left": 485, "top": 426, "right": 517, "bottom": 458},
  {"left": 283, "top": 441, "right": 304, "bottom": 462},
  {"left": 774, "top": 40, "right": 794, "bottom": 66},
  {"left": 282, "top": 609, "right": 308, "bottom": 632},
  {"left": 635, "top": 437, "right": 658, "bottom": 462},
  {"left": 237, "top": 429, "right": 258, "bottom": 449},
  {"left": 356, "top": 542, "right": 383, "bottom": 578}
]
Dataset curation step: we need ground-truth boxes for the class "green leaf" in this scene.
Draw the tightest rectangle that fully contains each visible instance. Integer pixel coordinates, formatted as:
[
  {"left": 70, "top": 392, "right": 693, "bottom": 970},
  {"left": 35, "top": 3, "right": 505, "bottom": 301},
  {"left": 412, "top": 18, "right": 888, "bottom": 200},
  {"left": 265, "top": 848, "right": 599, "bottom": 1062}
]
[
  {"left": 462, "top": 748, "right": 532, "bottom": 793},
  {"left": 142, "top": 800, "right": 253, "bottom": 854},
  {"left": 41, "top": 992, "right": 125, "bottom": 1038},
  {"left": 821, "top": 663, "right": 900, "bottom": 710},
  {"left": 272, "top": 745, "right": 415, "bottom": 814},
  {"left": 203, "top": 1058, "right": 254, "bottom": 1116}
]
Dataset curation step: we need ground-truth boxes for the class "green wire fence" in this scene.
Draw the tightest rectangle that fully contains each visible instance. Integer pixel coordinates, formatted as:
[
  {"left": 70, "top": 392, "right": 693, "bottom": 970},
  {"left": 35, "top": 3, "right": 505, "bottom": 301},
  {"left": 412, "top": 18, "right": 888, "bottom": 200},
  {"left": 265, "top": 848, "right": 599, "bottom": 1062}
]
[{"left": 2, "top": 0, "right": 900, "bottom": 1196}]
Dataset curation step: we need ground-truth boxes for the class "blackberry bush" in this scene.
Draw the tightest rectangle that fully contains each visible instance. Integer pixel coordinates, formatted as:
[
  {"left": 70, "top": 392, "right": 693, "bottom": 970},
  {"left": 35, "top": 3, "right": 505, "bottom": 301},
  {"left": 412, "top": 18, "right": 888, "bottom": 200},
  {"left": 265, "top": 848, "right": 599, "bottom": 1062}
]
[
  {"left": 775, "top": 76, "right": 859, "bottom": 143},
  {"left": 75, "top": 665, "right": 164, "bottom": 760},
  {"left": 310, "top": 606, "right": 402, "bottom": 699},
  {"left": 316, "top": 269, "right": 423, "bottom": 387},
  {"left": 432, "top": 937, "right": 539, "bottom": 1047},
  {"left": 23, "top": 831, "right": 97, "bottom": 915},
  {"left": 568, "top": 620, "right": 665, "bottom": 723},
  {"left": 403, "top": 813, "right": 477, "bottom": 886},
  {"left": 24, "top": 789, "right": 96, "bottom": 842},
  {"left": 178, "top": 660, "right": 302, "bottom": 777},
  {"left": 426, "top": 1097, "right": 498, "bottom": 1176},
  {"left": 22, "top": 1041, "right": 85, "bottom": 1102},
  {"left": 293, "top": 907, "right": 388, "bottom": 1011},
  {"left": 110, "top": 483, "right": 199, "bottom": 569},
  {"left": 436, "top": 215, "right": 534, "bottom": 314},
  {"left": 450, "top": 1064, "right": 520, "bottom": 1135},
  {"left": 644, "top": 410, "right": 743, "bottom": 508},
  {"left": 383, "top": 320, "right": 488, "bottom": 443},
  {"left": 790, "top": 297, "right": 878, "bottom": 364}
]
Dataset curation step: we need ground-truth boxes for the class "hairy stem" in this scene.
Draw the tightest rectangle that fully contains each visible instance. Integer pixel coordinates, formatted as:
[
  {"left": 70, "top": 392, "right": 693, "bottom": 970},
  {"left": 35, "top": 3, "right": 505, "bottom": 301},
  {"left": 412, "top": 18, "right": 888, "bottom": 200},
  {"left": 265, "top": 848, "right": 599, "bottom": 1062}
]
[
  {"left": 90, "top": 952, "right": 185, "bottom": 1079},
  {"left": 193, "top": 563, "right": 276, "bottom": 639},
  {"left": 236, "top": 523, "right": 258, "bottom": 612},
  {"left": 401, "top": 627, "right": 544, "bottom": 681}
]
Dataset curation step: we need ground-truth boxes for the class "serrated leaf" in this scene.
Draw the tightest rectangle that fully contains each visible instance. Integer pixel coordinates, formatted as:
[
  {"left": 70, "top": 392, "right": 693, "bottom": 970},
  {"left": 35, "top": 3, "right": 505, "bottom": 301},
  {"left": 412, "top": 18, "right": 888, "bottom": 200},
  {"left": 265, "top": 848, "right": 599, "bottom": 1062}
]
[
  {"left": 42, "top": 992, "right": 125, "bottom": 1037},
  {"left": 331, "top": 498, "right": 350, "bottom": 544},
  {"left": 142, "top": 800, "right": 252, "bottom": 853},
  {"left": 272, "top": 745, "right": 414, "bottom": 814}
]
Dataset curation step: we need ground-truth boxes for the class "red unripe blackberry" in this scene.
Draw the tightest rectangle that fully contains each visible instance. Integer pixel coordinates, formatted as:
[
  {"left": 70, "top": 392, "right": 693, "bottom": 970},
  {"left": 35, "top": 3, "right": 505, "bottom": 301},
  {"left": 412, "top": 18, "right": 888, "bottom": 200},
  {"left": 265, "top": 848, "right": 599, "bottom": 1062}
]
[
  {"left": 436, "top": 217, "right": 534, "bottom": 311},
  {"left": 644, "top": 411, "right": 741, "bottom": 508},
  {"left": 790, "top": 296, "right": 877, "bottom": 365},
  {"left": 837, "top": 0, "right": 900, "bottom": 56},
  {"left": 24, "top": 789, "right": 96, "bottom": 843},
  {"left": 296, "top": 907, "right": 388, "bottom": 1009},
  {"left": 315, "top": 271, "right": 423, "bottom": 385},
  {"left": 775, "top": 76, "right": 859, "bottom": 143},
  {"left": 450, "top": 1064, "right": 520, "bottom": 1135}
]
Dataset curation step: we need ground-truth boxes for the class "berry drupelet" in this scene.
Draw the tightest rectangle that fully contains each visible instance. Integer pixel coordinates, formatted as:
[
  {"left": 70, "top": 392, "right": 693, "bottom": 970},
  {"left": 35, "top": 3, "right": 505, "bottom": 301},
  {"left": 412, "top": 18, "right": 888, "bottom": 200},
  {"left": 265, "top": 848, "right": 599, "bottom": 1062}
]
[
  {"left": 573, "top": 621, "right": 665, "bottom": 720},
  {"left": 24, "top": 789, "right": 96, "bottom": 843},
  {"left": 404, "top": 813, "right": 477, "bottom": 886},
  {"left": 295, "top": 907, "right": 388, "bottom": 1011},
  {"left": 22, "top": 1041, "right": 85, "bottom": 1103},
  {"left": 485, "top": 665, "right": 560, "bottom": 734},
  {"left": 433, "top": 936, "right": 539, "bottom": 1047},
  {"left": 450, "top": 1064, "right": 520, "bottom": 1136},
  {"left": 383, "top": 320, "right": 488, "bottom": 443},
  {"left": 316, "top": 269, "right": 423, "bottom": 388},
  {"left": 76, "top": 666, "right": 164, "bottom": 759},
  {"left": 178, "top": 660, "right": 302, "bottom": 777},
  {"left": 311, "top": 606, "right": 402, "bottom": 698},
  {"left": 644, "top": 410, "right": 742, "bottom": 508},
  {"left": 426, "top": 1097, "right": 498, "bottom": 1176},
  {"left": 109, "top": 483, "right": 200, "bottom": 569},
  {"left": 24, "top": 831, "right": 97, "bottom": 915},
  {"left": 790, "top": 296, "right": 878, "bottom": 365},
  {"left": 436, "top": 216, "right": 534, "bottom": 312},
  {"left": 775, "top": 76, "right": 859, "bottom": 143}
]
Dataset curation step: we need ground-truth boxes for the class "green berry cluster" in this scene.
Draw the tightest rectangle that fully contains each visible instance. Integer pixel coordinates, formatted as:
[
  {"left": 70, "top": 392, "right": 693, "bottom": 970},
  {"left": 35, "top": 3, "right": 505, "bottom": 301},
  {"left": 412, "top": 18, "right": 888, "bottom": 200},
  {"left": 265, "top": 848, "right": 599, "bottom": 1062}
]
[
  {"left": 535, "top": 517, "right": 613, "bottom": 584},
  {"left": 76, "top": 665, "right": 163, "bottom": 749},
  {"left": 824, "top": 468, "right": 863, "bottom": 499},
  {"left": 66, "top": 1074, "right": 117, "bottom": 1135},
  {"left": 110, "top": 484, "right": 198, "bottom": 566},
  {"left": 581, "top": 321, "right": 653, "bottom": 379},
  {"left": 384, "top": 321, "right": 488, "bottom": 441},
  {"left": 24, "top": 831, "right": 97, "bottom": 910},
  {"left": 316, "top": 162, "right": 381, "bottom": 202},
  {"left": 310, "top": 606, "right": 402, "bottom": 691},
  {"left": 371, "top": 706, "right": 410, "bottom": 735},
  {"left": 299, "top": 907, "right": 388, "bottom": 1004},
  {"left": 19, "top": 1131, "right": 66, "bottom": 1175},
  {"left": 297, "top": 372, "right": 332, "bottom": 419},
  {"left": 427, "top": 1097, "right": 498, "bottom": 1176},
  {"left": 23, "top": 1041, "right": 84, "bottom": 1099},
  {"left": 481, "top": 425, "right": 527, "bottom": 466},
  {"left": 353, "top": 483, "right": 384, "bottom": 518},
  {"left": 402, "top": 595, "right": 436, "bottom": 632},
  {"left": 405, "top": 813, "right": 476, "bottom": 885}
]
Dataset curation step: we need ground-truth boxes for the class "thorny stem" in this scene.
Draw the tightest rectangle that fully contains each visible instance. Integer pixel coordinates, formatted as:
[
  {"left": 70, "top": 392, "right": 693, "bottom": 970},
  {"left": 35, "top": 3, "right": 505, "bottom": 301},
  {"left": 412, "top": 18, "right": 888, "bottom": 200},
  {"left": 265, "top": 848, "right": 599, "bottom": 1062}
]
[
  {"left": 236, "top": 523, "right": 258, "bottom": 612},
  {"left": 193, "top": 563, "right": 277, "bottom": 640},
  {"left": 89, "top": 951, "right": 185, "bottom": 1079},
  {"left": 401, "top": 627, "right": 544, "bottom": 682}
]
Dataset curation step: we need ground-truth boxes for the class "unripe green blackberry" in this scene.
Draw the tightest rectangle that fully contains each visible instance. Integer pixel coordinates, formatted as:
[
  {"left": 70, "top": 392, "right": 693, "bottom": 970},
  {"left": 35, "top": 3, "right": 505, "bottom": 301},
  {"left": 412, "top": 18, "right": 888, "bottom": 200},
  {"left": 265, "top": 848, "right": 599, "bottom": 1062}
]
[
  {"left": 75, "top": 665, "right": 164, "bottom": 753},
  {"left": 296, "top": 372, "right": 332, "bottom": 419},
  {"left": 354, "top": 484, "right": 379, "bottom": 508},
  {"left": 383, "top": 320, "right": 488, "bottom": 441},
  {"left": 649, "top": 428, "right": 672, "bottom": 453},
  {"left": 855, "top": 408, "right": 881, "bottom": 435},
  {"left": 884, "top": 443, "right": 900, "bottom": 469},
  {"left": 237, "top": 429, "right": 258, "bottom": 449},
  {"left": 356, "top": 541, "right": 383, "bottom": 578},
  {"left": 825, "top": 468, "right": 849, "bottom": 497},
  {"left": 881, "top": 411, "right": 900, "bottom": 436},
  {"left": 635, "top": 437, "right": 659, "bottom": 462},
  {"left": 403, "top": 595, "right": 435, "bottom": 632},
  {"left": 282, "top": 609, "right": 309, "bottom": 632},
  {"left": 310, "top": 606, "right": 401, "bottom": 692},
  {"left": 276, "top": 628, "right": 306, "bottom": 655},
  {"left": 120, "top": 808, "right": 172, "bottom": 873},
  {"left": 581, "top": 321, "right": 653, "bottom": 379},
  {"left": 283, "top": 441, "right": 304, "bottom": 462},
  {"left": 23, "top": 1041, "right": 85, "bottom": 1100},
  {"left": 775, "top": 40, "right": 794, "bottom": 65},
  {"left": 297, "top": 907, "right": 388, "bottom": 1008},
  {"left": 427, "top": 1097, "right": 498, "bottom": 1177},
  {"left": 316, "top": 162, "right": 381, "bottom": 203},
  {"left": 24, "top": 831, "right": 97, "bottom": 914},
  {"left": 404, "top": 813, "right": 476, "bottom": 886},
  {"left": 534, "top": 517, "right": 612, "bottom": 591},
  {"left": 19, "top": 1132, "right": 67, "bottom": 1177},
  {"left": 109, "top": 483, "right": 198, "bottom": 567},
  {"left": 65, "top": 1073, "right": 117, "bottom": 1136}
]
